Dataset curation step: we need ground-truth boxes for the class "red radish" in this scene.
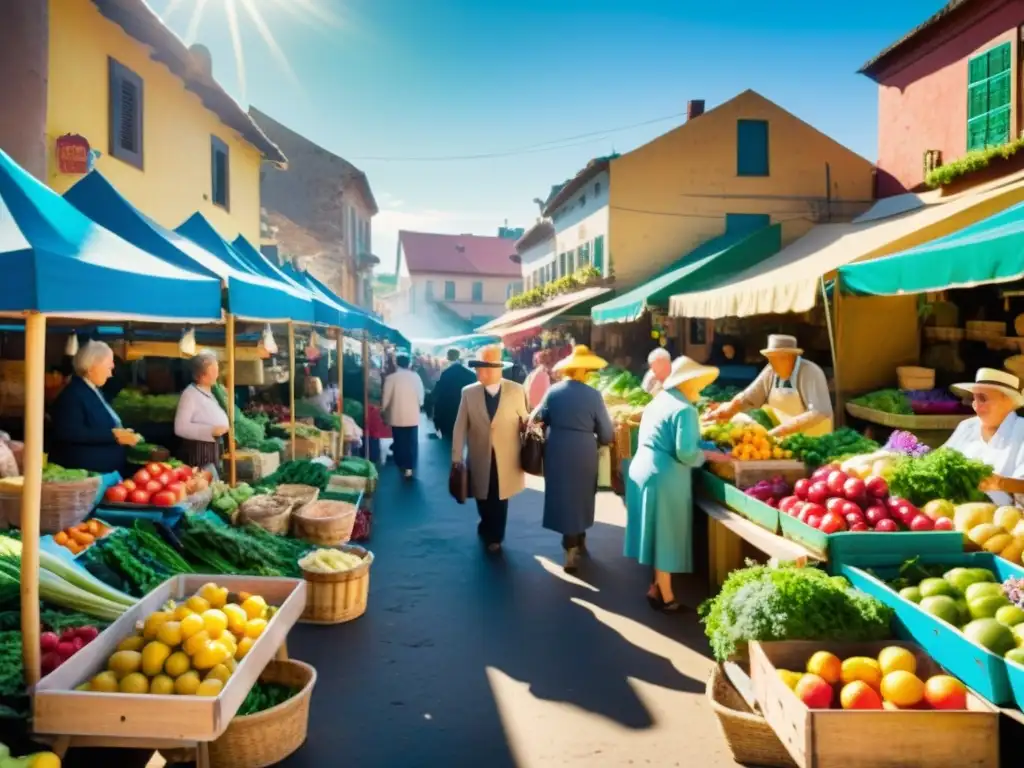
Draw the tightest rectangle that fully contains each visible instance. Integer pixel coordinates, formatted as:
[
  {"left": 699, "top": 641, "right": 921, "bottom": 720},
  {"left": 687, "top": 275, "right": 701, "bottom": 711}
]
[
  {"left": 865, "top": 475, "right": 888, "bottom": 498},
  {"left": 850, "top": 522, "right": 870, "bottom": 532},
  {"left": 934, "top": 517, "right": 954, "bottom": 531},
  {"left": 794, "top": 479, "right": 811, "bottom": 500},
  {"left": 843, "top": 477, "right": 866, "bottom": 501},
  {"left": 40, "top": 632, "right": 59, "bottom": 653},
  {"left": 865, "top": 505, "right": 889, "bottom": 526},
  {"left": 75, "top": 626, "right": 99, "bottom": 643},
  {"left": 70, "top": 636, "right": 85, "bottom": 652},
  {"left": 826, "top": 471, "right": 849, "bottom": 495},
  {"left": 874, "top": 519, "right": 898, "bottom": 532},
  {"left": 806, "top": 514, "right": 823, "bottom": 529},
  {"left": 60, "top": 628, "right": 77, "bottom": 642},
  {"left": 807, "top": 482, "right": 829, "bottom": 505},
  {"left": 56, "top": 641, "right": 76, "bottom": 660},
  {"left": 910, "top": 515, "right": 935, "bottom": 531},
  {"left": 40, "top": 652, "right": 61, "bottom": 676},
  {"left": 778, "top": 496, "right": 799, "bottom": 514},
  {"left": 811, "top": 466, "right": 832, "bottom": 483},
  {"left": 819, "top": 511, "right": 846, "bottom": 534},
  {"left": 826, "top": 498, "right": 847, "bottom": 515}
]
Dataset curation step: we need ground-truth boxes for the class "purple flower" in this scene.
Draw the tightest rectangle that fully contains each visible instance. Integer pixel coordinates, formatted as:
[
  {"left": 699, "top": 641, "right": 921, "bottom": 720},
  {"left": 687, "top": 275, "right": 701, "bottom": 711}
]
[{"left": 884, "top": 430, "right": 931, "bottom": 457}]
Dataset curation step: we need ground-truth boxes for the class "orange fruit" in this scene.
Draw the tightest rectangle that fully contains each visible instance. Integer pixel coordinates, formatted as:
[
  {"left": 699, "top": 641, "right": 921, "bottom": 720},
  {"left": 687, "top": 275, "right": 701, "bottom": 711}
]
[
  {"left": 806, "top": 651, "right": 842, "bottom": 685},
  {"left": 840, "top": 657, "right": 882, "bottom": 690},
  {"left": 877, "top": 646, "right": 917, "bottom": 676},
  {"left": 880, "top": 670, "right": 925, "bottom": 708},
  {"left": 839, "top": 681, "right": 883, "bottom": 710},
  {"left": 923, "top": 675, "right": 967, "bottom": 710}
]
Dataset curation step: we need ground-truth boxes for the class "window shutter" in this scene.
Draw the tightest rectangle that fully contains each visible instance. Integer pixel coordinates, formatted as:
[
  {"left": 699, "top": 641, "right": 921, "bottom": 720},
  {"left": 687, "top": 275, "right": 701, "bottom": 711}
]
[
  {"left": 108, "top": 58, "right": 143, "bottom": 168},
  {"left": 969, "top": 53, "right": 989, "bottom": 84},
  {"left": 593, "top": 235, "right": 605, "bottom": 274},
  {"left": 966, "top": 42, "right": 1012, "bottom": 151},
  {"left": 737, "top": 120, "right": 769, "bottom": 176}
]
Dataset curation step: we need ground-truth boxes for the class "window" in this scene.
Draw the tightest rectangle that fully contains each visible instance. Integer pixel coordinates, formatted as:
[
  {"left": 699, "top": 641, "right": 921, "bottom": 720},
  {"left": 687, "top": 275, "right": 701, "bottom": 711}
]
[
  {"left": 594, "top": 182, "right": 601, "bottom": 196},
  {"left": 559, "top": 252, "right": 567, "bottom": 277},
  {"left": 968, "top": 42, "right": 1012, "bottom": 151},
  {"left": 593, "top": 235, "right": 605, "bottom": 275},
  {"left": 425, "top": 280, "right": 435, "bottom": 300},
  {"left": 737, "top": 119, "right": 769, "bottom": 176},
  {"left": 472, "top": 281, "right": 483, "bottom": 302},
  {"left": 689, "top": 319, "right": 708, "bottom": 345},
  {"left": 444, "top": 281, "right": 455, "bottom": 300},
  {"left": 580, "top": 194, "right": 587, "bottom": 207},
  {"left": 506, "top": 282, "right": 521, "bottom": 299},
  {"left": 210, "top": 136, "right": 230, "bottom": 209},
  {"left": 108, "top": 58, "right": 143, "bottom": 168},
  {"left": 567, "top": 249, "right": 575, "bottom": 273},
  {"left": 349, "top": 208, "right": 357, "bottom": 253},
  {"left": 725, "top": 212, "right": 771, "bottom": 234}
]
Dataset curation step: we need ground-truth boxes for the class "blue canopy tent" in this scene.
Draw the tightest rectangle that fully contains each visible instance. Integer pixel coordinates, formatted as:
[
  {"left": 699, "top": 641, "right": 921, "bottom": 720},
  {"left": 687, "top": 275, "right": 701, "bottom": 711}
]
[
  {"left": 176, "top": 213, "right": 315, "bottom": 323},
  {"left": 64, "top": 173, "right": 309, "bottom": 323}
]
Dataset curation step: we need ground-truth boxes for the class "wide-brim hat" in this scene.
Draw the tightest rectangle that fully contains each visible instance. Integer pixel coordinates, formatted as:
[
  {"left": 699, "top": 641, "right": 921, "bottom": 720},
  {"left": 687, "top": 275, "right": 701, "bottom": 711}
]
[
  {"left": 552, "top": 345, "right": 607, "bottom": 373},
  {"left": 467, "top": 344, "right": 513, "bottom": 369},
  {"left": 952, "top": 367, "right": 1024, "bottom": 408},
  {"left": 761, "top": 334, "right": 803, "bottom": 357},
  {"left": 662, "top": 356, "right": 720, "bottom": 393}
]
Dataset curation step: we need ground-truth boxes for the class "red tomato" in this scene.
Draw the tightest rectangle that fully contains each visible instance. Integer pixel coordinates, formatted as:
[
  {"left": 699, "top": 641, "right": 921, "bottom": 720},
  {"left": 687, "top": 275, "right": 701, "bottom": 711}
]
[
  {"left": 128, "top": 489, "right": 150, "bottom": 504},
  {"left": 151, "top": 490, "right": 177, "bottom": 507},
  {"left": 121, "top": 479, "right": 137, "bottom": 492},
  {"left": 145, "top": 463, "right": 164, "bottom": 477},
  {"left": 103, "top": 485, "right": 128, "bottom": 503},
  {"left": 819, "top": 511, "right": 846, "bottom": 534},
  {"left": 175, "top": 466, "right": 194, "bottom": 481},
  {"left": 145, "top": 480, "right": 163, "bottom": 494},
  {"left": 157, "top": 471, "right": 174, "bottom": 487},
  {"left": 167, "top": 482, "right": 187, "bottom": 501},
  {"left": 133, "top": 469, "right": 151, "bottom": 485},
  {"left": 200, "top": 470, "right": 213, "bottom": 483},
  {"left": 934, "top": 517, "right": 955, "bottom": 531}
]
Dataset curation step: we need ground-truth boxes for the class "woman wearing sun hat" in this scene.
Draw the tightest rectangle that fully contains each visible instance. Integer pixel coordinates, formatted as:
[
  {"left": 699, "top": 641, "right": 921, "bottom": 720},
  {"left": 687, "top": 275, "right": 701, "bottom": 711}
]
[
  {"left": 944, "top": 367, "right": 1024, "bottom": 506},
  {"left": 625, "top": 356, "right": 719, "bottom": 612},
  {"left": 531, "top": 345, "right": 615, "bottom": 573}
]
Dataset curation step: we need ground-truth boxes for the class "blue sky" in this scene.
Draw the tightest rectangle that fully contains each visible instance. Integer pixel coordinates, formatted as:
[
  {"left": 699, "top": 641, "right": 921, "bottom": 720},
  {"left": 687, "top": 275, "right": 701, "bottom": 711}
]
[{"left": 152, "top": 0, "right": 946, "bottom": 270}]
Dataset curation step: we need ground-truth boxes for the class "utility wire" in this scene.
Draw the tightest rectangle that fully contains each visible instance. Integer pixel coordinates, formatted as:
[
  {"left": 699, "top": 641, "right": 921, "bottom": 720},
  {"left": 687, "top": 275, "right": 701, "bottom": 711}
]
[{"left": 350, "top": 112, "right": 687, "bottom": 162}]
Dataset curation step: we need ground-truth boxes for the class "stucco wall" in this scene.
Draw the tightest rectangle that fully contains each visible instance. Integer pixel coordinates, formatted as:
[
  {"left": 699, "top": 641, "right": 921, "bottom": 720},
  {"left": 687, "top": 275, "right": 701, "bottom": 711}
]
[
  {"left": 518, "top": 235, "right": 556, "bottom": 289},
  {"left": 872, "top": 0, "right": 1024, "bottom": 197},
  {"left": 0, "top": 0, "right": 49, "bottom": 180},
  {"left": 407, "top": 273, "right": 515, "bottom": 319},
  {"left": 608, "top": 90, "right": 876, "bottom": 291},
  {"left": 46, "top": 0, "right": 263, "bottom": 242},
  {"left": 549, "top": 170, "right": 610, "bottom": 280}
]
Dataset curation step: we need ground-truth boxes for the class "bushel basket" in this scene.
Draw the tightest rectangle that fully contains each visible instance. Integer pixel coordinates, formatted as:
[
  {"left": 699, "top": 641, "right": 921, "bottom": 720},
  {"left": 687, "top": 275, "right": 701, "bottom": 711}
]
[
  {"left": 273, "top": 484, "right": 320, "bottom": 510},
  {"left": 300, "top": 544, "right": 374, "bottom": 624},
  {"left": 291, "top": 499, "right": 357, "bottom": 546},
  {"left": 238, "top": 495, "right": 295, "bottom": 535},
  {"left": 0, "top": 475, "right": 99, "bottom": 533},
  {"left": 706, "top": 665, "right": 796, "bottom": 768}
]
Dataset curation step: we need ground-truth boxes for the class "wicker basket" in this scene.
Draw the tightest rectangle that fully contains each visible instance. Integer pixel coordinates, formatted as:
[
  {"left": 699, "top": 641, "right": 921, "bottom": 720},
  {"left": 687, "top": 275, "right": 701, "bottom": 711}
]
[
  {"left": 966, "top": 320, "right": 1006, "bottom": 340},
  {"left": 706, "top": 665, "right": 796, "bottom": 768},
  {"left": 0, "top": 475, "right": 99, "bottom": 533},
  {"left": 273, "top": 484, "right": 320, "bottom": 509},
  {"left": 300, "top": 545, "right": 373, "bottom": 624},
  {"left": 896, "top": 365, "right": 935, "bottom": 391},
  {"left": 291, "top": 500, "right": 357, "bottom": 546},
  {"left": 923, "top": 326, "right": 964, "bottom": 342},
  {"left": 328, "top": 474, "right": 369, "bottom": 494},
  {"left": 238, "top": 496, "right": 295, "bottom": 535}
]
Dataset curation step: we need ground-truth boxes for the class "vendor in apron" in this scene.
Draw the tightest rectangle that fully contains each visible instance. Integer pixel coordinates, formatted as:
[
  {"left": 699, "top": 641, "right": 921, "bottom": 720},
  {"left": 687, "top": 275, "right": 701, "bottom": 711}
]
[
  {"left": 705, "top": 334, "right": 833, "bottom": 438},
  {"left": 944, "top": 368, "right": 1024, "bottom": 506}
]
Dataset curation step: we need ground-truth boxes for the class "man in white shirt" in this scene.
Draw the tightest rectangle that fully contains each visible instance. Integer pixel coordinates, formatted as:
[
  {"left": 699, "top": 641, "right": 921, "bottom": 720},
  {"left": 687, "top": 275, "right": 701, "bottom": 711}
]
[
  {"left": 382, "top": 353, "right": 425, "bottom": 478},
  {"left": 641, "top": 348, "right": 672, "bottom": 395}
]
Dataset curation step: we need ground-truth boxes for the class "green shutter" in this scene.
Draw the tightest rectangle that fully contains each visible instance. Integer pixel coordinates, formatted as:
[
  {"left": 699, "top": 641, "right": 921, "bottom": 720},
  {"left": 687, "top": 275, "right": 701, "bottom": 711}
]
[
  {"left": 966, "top": 42, "right": 1013, "bottom": 151},
  {"left": 593, "top": 235, "right": 605, "bottom": 274}
]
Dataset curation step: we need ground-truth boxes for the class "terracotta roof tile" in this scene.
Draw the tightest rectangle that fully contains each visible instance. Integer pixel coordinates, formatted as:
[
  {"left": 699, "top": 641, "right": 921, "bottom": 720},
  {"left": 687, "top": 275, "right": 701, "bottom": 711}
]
[{"left": 399, "top": 231, "right": 520, "bottom": 277}]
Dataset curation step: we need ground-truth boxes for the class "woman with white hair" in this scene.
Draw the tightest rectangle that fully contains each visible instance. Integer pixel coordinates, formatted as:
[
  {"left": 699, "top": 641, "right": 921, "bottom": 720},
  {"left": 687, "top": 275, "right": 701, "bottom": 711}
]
[
  {"left": 50, "top": 340, "right": 139, "bottom": 473},
  {"left": 642, "top": 348, "right": 672, "bottom": 396},
  {"left": 174, "top": 351, "right": 229, "bottom": 469}
]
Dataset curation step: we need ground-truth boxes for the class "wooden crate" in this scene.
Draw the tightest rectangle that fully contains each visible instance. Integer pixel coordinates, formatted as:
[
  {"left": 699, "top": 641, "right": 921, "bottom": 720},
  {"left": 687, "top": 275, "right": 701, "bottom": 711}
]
[
  {"left": 708, "top": 458, "right": 806, "bottom": 490},
  {"left": 748, "top": 640, "right": 999, "bottom": 768},
  {"left": 33, "top": 574, "right": 306, "bottom": 744}
]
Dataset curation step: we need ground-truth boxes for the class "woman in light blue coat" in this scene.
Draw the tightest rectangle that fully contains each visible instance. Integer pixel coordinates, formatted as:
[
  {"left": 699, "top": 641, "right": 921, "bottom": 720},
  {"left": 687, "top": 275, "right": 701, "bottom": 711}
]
[{"left": 624, "top": 356, "right": 718, "bottom": 612}]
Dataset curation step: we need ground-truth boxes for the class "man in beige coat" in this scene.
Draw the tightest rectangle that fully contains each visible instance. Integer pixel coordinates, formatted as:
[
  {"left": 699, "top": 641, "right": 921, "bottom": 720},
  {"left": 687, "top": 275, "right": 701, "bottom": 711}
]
[{"left": 452, "top": 346, "right": 530, "bottom": 553}]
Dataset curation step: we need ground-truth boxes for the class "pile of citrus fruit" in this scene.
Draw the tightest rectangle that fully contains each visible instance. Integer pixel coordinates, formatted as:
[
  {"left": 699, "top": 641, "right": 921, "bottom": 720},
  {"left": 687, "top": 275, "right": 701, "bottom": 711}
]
[
  {"left": 83, "top": 582, "right": 275, "bottom": 696},
  {"left": 777, "top": 646, "right": 969, "bottom": 711}
]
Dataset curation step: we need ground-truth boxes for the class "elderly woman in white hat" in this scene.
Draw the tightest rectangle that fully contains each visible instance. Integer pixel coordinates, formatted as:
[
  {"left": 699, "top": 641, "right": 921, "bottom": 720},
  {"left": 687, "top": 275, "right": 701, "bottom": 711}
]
[
  {"left": 945, "top": 368, "right": 1024, "bottom": 506},
  {"left": 706, "top": 334, "right": 832, "bottom": 438},
  {"left": 625, "top": 356, "right": 718, "bottom": 612}
]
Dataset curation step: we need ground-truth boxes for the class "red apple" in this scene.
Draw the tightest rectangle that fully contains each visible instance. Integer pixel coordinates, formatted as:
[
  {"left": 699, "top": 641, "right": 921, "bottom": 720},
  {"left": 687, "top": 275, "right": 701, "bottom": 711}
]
[
  {"left": 850, "top": 522, "right": 870, "bottom": 532},
  {"left": 874, "top": 518, "right": 898, "bottom": 532},
  {"left": 806, "top": 514, "right": 823, "bottom": 529},
  {"left": 845, "top": 510, "right": 866, "bottom": 528},
  {"left": 779, "top": 496, "right": 800, "bottom": 515},
  {"left": 807, "top": 482, "right": 829, "bottom": 505},
  {"left": 826, "top": 471, "right": 849, "bottom": 496},
  {"left": 885, "top": 496, "right": 906, "bottom": 513},
  {"left": 820, "top": 511, "right": 846, "bottom": 534},
  {"left": 934, "top": 517, "right": 954, "bottom": 531},
  {"left": 910, "top": 514, "right": 935, "bottom": 531},
  {"left": 795, "top": 674, "right": 834, "bottom": 709},
  {"left": 810, "top": 465, "right": 832, "bottom": 483},
  {"left": 865, "top": 475, "right": 889, "bottom": 498},
  {"left": 865, "top": 505, "right": 889, "bottom": 526},
  {"left": 843, "top": 477, "right": 866, "bottom": 501},
  {"left": 793, "top": 478, "right": 812, "bottom": 500},
  {"left": 825, "top": 497, "right": 846, "bottom": 515},
  {"left": 840, "top": 500, "right": 862, "bottom": 517}
]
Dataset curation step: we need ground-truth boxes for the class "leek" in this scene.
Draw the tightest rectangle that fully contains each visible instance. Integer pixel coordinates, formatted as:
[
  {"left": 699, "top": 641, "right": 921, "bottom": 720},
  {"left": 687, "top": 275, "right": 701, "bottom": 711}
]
[
  {"left": 0, "top": 558, "right": 125, "bottom": 621},
  {"left": 0, "top": 535, "right": 134, "bottom": 607}
]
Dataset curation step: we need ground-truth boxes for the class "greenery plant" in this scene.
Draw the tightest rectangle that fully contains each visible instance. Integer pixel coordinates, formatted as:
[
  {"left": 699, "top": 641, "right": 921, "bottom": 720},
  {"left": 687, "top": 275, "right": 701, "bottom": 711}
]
[
  {"left": 925, "top": 136, "right": 1024, "bottom": 188},
  {"left": 506, "top": 265, "right": 602, "bottom": 309}
]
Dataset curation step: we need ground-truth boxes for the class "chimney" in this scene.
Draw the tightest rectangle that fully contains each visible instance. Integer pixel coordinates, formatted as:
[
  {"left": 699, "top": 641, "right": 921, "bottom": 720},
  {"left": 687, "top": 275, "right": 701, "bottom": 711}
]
[
  {"left": 687, "top": 100, "right": 705, "bottom": 121},
  {"left": 189, "top": 44, "right": 213, "bottom": 78}
]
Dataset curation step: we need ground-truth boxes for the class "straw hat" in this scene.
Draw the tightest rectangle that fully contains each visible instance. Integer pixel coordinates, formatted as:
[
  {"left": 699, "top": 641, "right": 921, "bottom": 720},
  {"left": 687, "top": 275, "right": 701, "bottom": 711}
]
[
  {"left": 552, "top": 345, "right": 607, "bottom": 373},
  {"left": 662, "top": 356, "right": 720, "bottom": 393},
  {"left": 761, "top": 334, "right": 804, "bottom": 357},
  {"left": 952, "top": 367, "right": 1024, "bottom": 408},
  {"left": 467, "top": 345, "right": 513, "bottom": 369}
]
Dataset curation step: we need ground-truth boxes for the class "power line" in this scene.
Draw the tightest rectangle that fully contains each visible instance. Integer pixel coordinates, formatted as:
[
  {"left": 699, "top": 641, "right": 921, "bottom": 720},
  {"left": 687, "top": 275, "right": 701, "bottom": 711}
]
[{"left": 349, "top": 112, "right": 687, "bottom": 162}]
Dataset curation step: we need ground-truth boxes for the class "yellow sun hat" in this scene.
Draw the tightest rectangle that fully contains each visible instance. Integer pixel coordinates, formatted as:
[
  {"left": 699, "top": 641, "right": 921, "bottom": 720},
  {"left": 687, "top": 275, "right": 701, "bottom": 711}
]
[{"left": 552, "top": 345, "right": 608, "bottom": 373}]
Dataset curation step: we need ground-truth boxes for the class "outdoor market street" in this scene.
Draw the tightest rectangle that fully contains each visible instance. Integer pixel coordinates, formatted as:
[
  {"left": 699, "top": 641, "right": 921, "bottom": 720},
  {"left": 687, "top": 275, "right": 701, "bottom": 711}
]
[{"left": 282, "top": 423, "right": 741, "bottom": 767}]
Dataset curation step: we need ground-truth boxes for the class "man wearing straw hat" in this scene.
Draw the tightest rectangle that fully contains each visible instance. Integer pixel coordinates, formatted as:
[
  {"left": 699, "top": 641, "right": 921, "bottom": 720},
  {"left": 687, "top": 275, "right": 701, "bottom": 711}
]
[
  {"left": 452, "top": 346, "right": 531, "bottom": 553},
  {"left": 706, "top": 334, "right": 833, "bottom": 438}
]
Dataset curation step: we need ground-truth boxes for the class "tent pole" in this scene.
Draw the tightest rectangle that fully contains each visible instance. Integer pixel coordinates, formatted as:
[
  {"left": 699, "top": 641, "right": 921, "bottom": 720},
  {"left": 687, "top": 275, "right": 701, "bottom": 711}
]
[
  {"left": 20, "top": 312, "right": 45, "bottom": 686},
  {"left": 336, "top": 327, "right": 344, "bottom": 461},
  {"left": 362, "top": 338, "right": 370, "bottom": 460},
  {"left": 289, "top": 323, "right": 296, "bottom": 459},
  {"left": 226, "top": 313, "right": 237, "bottom": 487}
]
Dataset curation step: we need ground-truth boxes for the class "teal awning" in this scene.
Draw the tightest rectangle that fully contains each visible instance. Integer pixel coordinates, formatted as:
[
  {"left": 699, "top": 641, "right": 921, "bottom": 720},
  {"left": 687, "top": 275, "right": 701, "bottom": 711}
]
[
  {"left": 839, "top": 201, "right": 1024, "bottom": 296},
  {"left": 590, "top": 224, "right": 782, "bottom": 324}
]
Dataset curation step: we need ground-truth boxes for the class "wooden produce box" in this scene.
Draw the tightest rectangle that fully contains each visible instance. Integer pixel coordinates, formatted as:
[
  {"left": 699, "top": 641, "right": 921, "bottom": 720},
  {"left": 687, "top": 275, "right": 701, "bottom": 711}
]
[
  {"left": 748, "top": 640, "right": 999, "bottom": 768},
  {"left": 227, "top": 450, "right": 281, "bottom": 482},
  {"left": 33, "top": 574, "right": 306, "bottom": 744},
  {"left": 708, "top": 457, "right": 806, "bottom": 489}
]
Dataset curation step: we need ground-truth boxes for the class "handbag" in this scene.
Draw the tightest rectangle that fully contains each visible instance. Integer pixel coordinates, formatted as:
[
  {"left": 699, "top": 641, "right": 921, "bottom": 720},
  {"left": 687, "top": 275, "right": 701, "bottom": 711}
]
[
  {"left": 449, "top": 462, "right": 470, "bottom": 504},
  {"left": 520, "top": 422, "right": 545, "bottom": 476}
]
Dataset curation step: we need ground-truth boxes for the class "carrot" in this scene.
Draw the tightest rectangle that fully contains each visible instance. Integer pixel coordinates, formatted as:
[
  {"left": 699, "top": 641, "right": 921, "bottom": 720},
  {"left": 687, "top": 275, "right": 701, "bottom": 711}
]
[
  {"left": 76, "top": 522, "right": 90, "bottom": 533},
  {"left": 86, "top": 519, "right": 100, "bottom": 535},
  {"left": 53, "top": 531, "right": 69, "bottom": 546},
  {"left": 69, "top": 529, "right": 94, "bottom": 546},
  {"left": 65, "top": 540, "right": 83, "bottom": 555}
]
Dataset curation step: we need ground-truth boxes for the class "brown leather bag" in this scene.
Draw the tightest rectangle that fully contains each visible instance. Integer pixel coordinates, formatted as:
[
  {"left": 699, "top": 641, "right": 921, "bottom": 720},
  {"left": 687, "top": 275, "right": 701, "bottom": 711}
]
[{"left": 449, "top": 462, "right": 470, "bottom": 504}]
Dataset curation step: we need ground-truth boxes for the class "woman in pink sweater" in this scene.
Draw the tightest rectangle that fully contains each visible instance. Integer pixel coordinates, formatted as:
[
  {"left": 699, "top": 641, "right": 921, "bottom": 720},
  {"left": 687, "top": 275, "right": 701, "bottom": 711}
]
[{"left": 524, "top": 350, "right": 552, "bottom": 409}]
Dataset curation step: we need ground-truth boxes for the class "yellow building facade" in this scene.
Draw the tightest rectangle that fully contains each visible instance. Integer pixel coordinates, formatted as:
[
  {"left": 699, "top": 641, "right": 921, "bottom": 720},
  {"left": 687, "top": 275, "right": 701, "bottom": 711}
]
[
  {"left": 608, "top": 90, "right": 876, "bottom": 290},
  {"left": 44, "top": 0, "right": 282, "bottom": 243}
]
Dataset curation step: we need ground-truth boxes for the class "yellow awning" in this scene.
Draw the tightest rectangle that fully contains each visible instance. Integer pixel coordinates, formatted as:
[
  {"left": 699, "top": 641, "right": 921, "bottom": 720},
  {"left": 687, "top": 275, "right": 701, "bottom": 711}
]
[{"left": 668, "top": 177, "right": 1024, "bottom": 319}]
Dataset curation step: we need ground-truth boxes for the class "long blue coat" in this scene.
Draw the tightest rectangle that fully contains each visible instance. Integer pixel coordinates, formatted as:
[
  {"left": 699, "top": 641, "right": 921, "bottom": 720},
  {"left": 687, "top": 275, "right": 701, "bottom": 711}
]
[
  {"left": 624, "top": 388, "right": 705, "bottom": 573},
  {"left": 535, "top": 380, "right": 614, "bottom": 535}
]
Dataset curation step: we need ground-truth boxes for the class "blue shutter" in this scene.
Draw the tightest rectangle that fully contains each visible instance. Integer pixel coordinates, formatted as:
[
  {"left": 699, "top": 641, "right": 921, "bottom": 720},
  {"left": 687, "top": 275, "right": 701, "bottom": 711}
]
[
  {"left": 737, "top": 120, "right": 769, "bottom": 176},
  {"left": 725, "top": 213, "right": 771, "bottom": 234},
  {"left": 967, "top": 42, "right": 1012, "bottom": 151},
  {"left": 593, "top": 236, "right": 605, "bottom": 274}
]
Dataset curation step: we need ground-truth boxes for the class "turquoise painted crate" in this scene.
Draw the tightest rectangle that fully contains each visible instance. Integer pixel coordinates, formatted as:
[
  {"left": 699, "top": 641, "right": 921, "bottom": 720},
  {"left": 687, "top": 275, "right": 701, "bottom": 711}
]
[
  {"left": 842, "top": 552, "right": 1024, "bottom": 706},
  {"left": 697, "top": 470, "right": 779, "bottom": 533},
  {"left": 778, "top": 512, "right": 829, "bottom": 555}
]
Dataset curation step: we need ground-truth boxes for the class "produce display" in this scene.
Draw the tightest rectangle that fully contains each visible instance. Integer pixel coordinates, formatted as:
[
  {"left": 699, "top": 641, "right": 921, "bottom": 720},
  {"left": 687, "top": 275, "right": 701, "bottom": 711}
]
[
  {"left": 40, "top": 624, "right": 99, "bottom": 677},
  {"left": 696, "top": 384, "right": 741, "bottom": 414},
  {"left": 779, "top": 429, "right": 879, "bottom": 469},
  {"left": 343, "top": 398, "right": 364, "bottom": 426},
  {"left": 883, "top": 430, "right": 931, "bottom": 458},
  {"left": 213, "top": 383, "right": 266, "bottom": 449},
  {"left": 244, "top": 403, "right": 290, "bottom": 423},
  {"left": 83, "top": 582, "right": 275, "bottom": 696},
  {"left": 257, "top": 437, "right": 286, "bottom": 454},
  {"left": 41, "top": 465, "right": 90, "bottom": 483},
  {"left": 850, "top": 389, "right": 913, "bottom": 415},
  {"left": 906, "top": 388, "right": 966, "bottom": 415},
  {"left": 270, "top": 422, "right": 322, "bottom": 441},
  {"left": 209, "top": 481, "right": 257, "bottom": 522},
  {"left": 176, "top": 516, "right": 306, "bottom": 578},
  {"left": 82, "top": 525, "right": 193, "bottom": 598},
  {"left": 698, "top": 561, "right": 893, "bottom": 662},
  {"left": 335, "top": 456, "right": 378, "bottom": 481},
  {"left": 52, "top": 519, "right": 111, "bottom": 556},
  {"left": 0, "top": 743, "right": 60, "bottom": 768},
  {"left": 102, "top": 463, "right": 210, "bottom": 507},
  {"left": 111, "top": 389, "right": 180, "bottom": 423},
  {"left": 298, "top": 548, "right": 364, "bottom": 574},
  {"left": 778, "top": 646, "right": 968, "bottom": 711},
  {"left": 952, "top": 502, "right": 1024, "bottom": 564},
  {"left": 259, "top": 460, "right": 331, "bottom": 491},
  {"left": 237, "top": 680, "right": 299, "bottom": 715},
  {"left": 887, "top": 448, "right": 992, "bottom": 507},
  {"left": 700, "top": 421, "right": 792, "bottom": 461},
  {"left": 743, "top": 477, "right": 792, "bottom": 508}
]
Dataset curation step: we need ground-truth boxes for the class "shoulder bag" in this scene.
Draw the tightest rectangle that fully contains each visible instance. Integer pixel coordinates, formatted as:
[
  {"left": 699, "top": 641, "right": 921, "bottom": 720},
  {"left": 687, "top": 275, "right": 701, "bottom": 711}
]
[{"left": 520, "top": 421, "right": 545, "bottom": 476}]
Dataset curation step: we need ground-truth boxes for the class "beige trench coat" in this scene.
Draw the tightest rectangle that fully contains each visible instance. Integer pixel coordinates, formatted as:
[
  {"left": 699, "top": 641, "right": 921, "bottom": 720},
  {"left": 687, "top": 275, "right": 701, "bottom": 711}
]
[{"left": 451, "top": 380, "right": 529, "bottom": 501}]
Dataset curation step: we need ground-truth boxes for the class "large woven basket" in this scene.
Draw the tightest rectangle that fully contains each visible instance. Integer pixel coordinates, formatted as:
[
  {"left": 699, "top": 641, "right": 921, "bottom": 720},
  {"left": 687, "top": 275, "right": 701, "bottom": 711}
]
[
  {"left": 896, "top": 365, "right": 935, "bottom": 391},
  {"left": 706, "top": 665, "right": 796, "bottom": 768},
  {"left": 274, "top": 484, "right": 320, "bottom": 509},
  {"left": 0, "top": 475, "right": 99, "bottom": 533},
  {"left": 291, "top": 500, "right": 357, "bottom": 546},
  {"left": 300, "top": 545, "right": 373, "bottom": 624},
  {"left": 238, "top": 496, "right": 295, "bottom": 535}
]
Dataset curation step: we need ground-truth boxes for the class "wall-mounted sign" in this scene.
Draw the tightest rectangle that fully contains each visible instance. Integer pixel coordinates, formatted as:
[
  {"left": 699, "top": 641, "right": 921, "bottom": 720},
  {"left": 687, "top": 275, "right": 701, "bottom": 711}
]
[{"left": 55, "top": 134, "right": 90, "bottom": 175}]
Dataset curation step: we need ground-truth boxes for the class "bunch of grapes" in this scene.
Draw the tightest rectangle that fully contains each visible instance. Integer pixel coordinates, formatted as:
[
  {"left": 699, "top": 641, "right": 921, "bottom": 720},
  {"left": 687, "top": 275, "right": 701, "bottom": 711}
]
[{"left": 1003, "top": 577, "right": 1024, "bottom": 609}]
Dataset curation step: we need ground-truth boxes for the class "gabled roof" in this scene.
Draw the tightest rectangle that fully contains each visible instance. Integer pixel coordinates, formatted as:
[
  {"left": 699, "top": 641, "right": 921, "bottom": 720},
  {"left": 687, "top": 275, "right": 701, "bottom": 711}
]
[
  {"left": 398, "top": 231, "right": 520, "bottom": 277},
  {"left": 515, "top": 220, "right": 555, "bottom": 253},
  {"left": 542, "top": 155, "right": 618, "bottom": 217},
  {"left": 858, "top": 0, "right": 975, "bottom": 78},
  {"left": 90, "top": 0, "right": 286, "bottom": 164}
]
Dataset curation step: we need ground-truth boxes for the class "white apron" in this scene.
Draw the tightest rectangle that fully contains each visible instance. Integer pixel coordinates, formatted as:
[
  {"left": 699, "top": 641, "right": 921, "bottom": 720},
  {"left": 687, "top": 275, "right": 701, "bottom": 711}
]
[{"left": 763, "top": 358, "right": 833, "bottom": 437}]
